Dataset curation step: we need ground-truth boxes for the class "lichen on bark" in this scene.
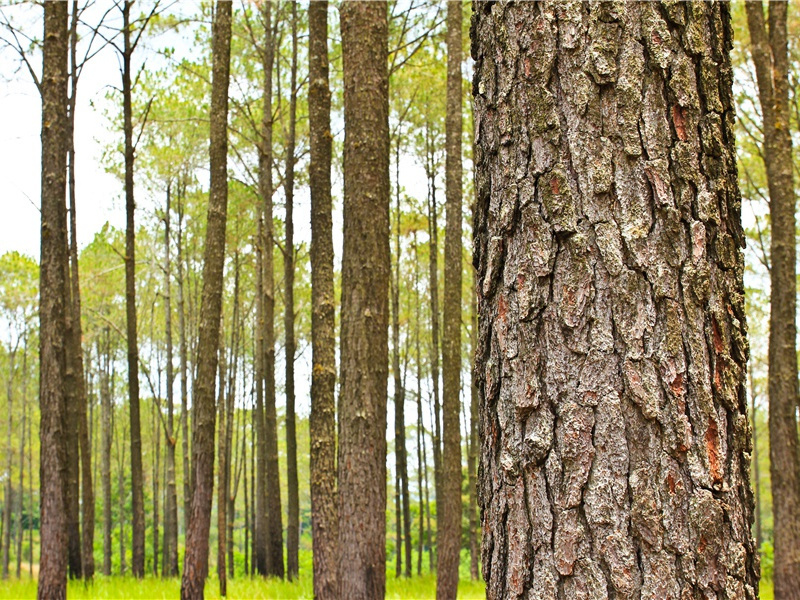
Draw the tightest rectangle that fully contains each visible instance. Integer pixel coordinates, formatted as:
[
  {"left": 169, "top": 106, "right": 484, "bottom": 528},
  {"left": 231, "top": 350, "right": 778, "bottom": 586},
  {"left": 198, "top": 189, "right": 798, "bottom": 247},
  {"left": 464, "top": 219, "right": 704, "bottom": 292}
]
[{"left": 472, "top": 2, "right": 758, "bottom": 598}]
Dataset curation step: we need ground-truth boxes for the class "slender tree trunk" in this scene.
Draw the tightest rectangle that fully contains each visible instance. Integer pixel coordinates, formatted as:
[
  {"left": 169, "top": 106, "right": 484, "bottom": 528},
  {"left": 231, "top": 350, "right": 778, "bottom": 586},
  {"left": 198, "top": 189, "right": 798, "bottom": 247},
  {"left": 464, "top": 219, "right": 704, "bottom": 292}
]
[
  {"left": 224, "top": 259, "right": 240, "bottom": 582},
  {"left": 254, "top": 220, "right": 268, "bottom": 577},
  {"left": 180, "top": 2, "right": 231, "bottom": 597},
  {"left": 438, "top": 2, "right": 463, "bottom": 597},
  {"left": 744, "top": 3, "right": 800, "bottom": 596},
  {"left": 467, "top": 257, "right": 479, "bottom": 581},
  {"left": 38, "top": 2, "right": 69, "bottom": 596},
  {"left": 414, "top": 234, "right": 425, "bottom": 577},
  {"left": 3, "top": 351, "right": 15, "bottom": 580},
  {"left": 15, "top": 336, "right": 27, "bottom": 579},
  {"left": 749, "top": 364, "right": 762, "bottom": 550},
  {"left": 178, "top": 190, "right": 191, "bottom": 539},
  {"left": 163, "top": 185, "right": 179, "bottom": 578},
  {"left": 217, "top": 322, "right": 228, "bottom": 597},
  {"left": 259, "top": 2, "right": 284, "bottom": 577},
  {"left": 152, "top": 391, "right": 160, "bottom": 577},
  {"left": 101, "top": 332, "right": 113, "bottom": 576},
  {"left": 338, "top": 2, "right": 390, "bottom": 598},
  {"left": 284, "top": 0, "right": 300, "bottom": 581},
  {"left": 473, "top": 2, "right": 759, "bottom": 597},
  {"left": 118, "top": 421, "right": 126, "bottom": 576},
  {"left": 121, "top": 0, "right": 145, "bottom": 577},
  {"left": 308, "top": 1, "right": 338, "bottom": 596},
  {"left": 425, "top": 126, "right": 442, "bottom": 540},
  {"left": 65, "top": 1, "right": 94, "bottom": 578}
]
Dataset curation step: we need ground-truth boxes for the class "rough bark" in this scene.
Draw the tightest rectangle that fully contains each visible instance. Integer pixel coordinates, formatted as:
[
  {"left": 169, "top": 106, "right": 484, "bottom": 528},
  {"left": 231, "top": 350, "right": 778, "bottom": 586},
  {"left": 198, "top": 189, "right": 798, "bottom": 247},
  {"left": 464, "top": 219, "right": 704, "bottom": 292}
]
[
  {"left": 38, "top": 2, "right": 69, "bottom": 597},
  {"left": 121, "top": 0, "right": 145, "bottom": 578},
  {"left": 338, "top": 1, "right": 390, "bottom": 598},
  {"left": 744, "top": 3, "right": 800, "bottom": 596},
  {"left": 284, "top": 0, "right": 300, "bottom": 581},
  {"left": 308, "top": 1, "right": 338, "bottom": 597},
  {"left": 180, "top": 1, "right": 231, "bottom": 597},
  {"left": 472, "top": 2, "right": 758, "bottom": 598},
  {"left": 438, "top": 2, "right": 463, "bottom": 597}
]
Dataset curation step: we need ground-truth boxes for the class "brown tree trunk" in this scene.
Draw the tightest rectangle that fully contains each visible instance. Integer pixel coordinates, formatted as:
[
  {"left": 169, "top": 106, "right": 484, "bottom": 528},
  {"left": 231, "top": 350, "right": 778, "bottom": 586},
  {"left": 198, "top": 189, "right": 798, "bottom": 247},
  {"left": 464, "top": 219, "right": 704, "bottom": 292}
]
[
  {"left": 117, "top": 419, "right": 126, "bottom": 576},
  {"left": 425, "top": 123, "right": 442, "bottom": 541},
  {"left": 284, "top": 0, "right": 300, "bottom": 581},
  {"left": 121, "top": 0, "right": 145, "bottom": 578},
  {"left": 177, "top": 188, "right": 191, "bottom": 540},
  {"left": 338, "top": 2, "right": 390, "bottom": 598},
  {"left": 744, "top": 3, "right": 800, "bottom": 596},
  {"left": 152, "top": 386, "right": 160, "bottom": 577},
  {"left": 438, "top": 2, "right": 463, "bottom": 597},
  {"left": 413, "top": 234, "right": 425, "bottom": 577},
  {"left": 38, "top": 1, "right": 69, "bottom": 597},
  {"left": 257, "top": 1, "right": 284, "bottom": 578},
  {"left": 101, "top": 331, "right": 113, "bottom": 576},
  {"left": 308, "top": 1, "right": 338, "bottom": 597},
  {"left": 162, "top": 186, "right": 179, "bottom": 578},
  {"left": 3, "top": 350, "right": 15, "bottom": 580},
  {"left": 180, "top": 1, "right": 231, "bottom": 597},
  {"left": 467, "top": 256, "right": 479, "bottom": 582},
  {"left": 217, "top": 321, "right": 228, "bottom": 597},
  {"left": 473, "top": 2, "right": 759, "bottom": 598}
]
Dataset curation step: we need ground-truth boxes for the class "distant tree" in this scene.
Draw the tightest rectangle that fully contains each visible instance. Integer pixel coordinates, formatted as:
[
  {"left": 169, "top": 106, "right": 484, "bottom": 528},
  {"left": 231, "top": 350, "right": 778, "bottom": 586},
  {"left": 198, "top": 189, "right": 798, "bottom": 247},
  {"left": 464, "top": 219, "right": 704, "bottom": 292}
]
[
  {"left": 744, "top": 2, "right": 800, "bottom": 597},
  {"left": 437, "top": 1, "right": 463, "bottom": 598},
  {"left": 473, "top": 2, "right": 758, "bottom": 597}
]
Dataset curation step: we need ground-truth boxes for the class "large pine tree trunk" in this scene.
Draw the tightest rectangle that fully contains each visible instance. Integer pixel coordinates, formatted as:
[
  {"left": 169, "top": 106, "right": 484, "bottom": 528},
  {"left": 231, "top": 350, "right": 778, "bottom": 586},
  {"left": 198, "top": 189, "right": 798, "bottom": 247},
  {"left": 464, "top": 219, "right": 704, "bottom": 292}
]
[
  {"left": 180, "top": 1, "right": 231, "bottom": 597},
  {"left": 338, "top": 1, "right": 390, "bottom": 598},
  {"left": 438, "top": 2, "right": 463, "bottom": 597},
  {"left": 308, "top": 1, "right": 338, "bottom": 597},
  {"left": 38, "top": 2, "right": 70, "bottom": 597},
  {"left": 744, "top": 3, "right": 800, "bottom": 597},
  {"left": 284, "top": 0, "right": 300, "bottom": 581},
  {"left": 473, "top": 2, "right": 759, "bottom": 598},
  {"left": 121, "top": 0, "right": 145, "bottom": 578}
]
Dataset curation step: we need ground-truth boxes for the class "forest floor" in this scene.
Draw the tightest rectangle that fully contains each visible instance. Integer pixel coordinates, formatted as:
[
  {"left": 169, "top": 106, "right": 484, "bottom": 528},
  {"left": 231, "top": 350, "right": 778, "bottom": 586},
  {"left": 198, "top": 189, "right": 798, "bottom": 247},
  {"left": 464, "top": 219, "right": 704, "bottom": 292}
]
[
  {"left": 0, "top": 574, "right": 773, "bottom": 599},
  {"left": 0, "top": 572, "right": 486, "bottom": 599}
]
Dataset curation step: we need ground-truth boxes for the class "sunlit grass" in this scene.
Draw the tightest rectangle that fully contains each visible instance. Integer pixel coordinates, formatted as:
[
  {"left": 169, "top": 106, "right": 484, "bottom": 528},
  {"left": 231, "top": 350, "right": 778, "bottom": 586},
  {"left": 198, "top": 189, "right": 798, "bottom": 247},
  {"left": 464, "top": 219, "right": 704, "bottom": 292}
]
[{"left": 0, "top": 571, "right": 486, "bottom": 599}]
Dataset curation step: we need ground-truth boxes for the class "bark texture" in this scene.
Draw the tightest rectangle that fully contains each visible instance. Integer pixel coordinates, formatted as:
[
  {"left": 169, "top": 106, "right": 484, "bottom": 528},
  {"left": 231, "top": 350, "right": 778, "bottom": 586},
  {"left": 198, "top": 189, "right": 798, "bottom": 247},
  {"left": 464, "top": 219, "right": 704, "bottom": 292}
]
[
  {"left": 338, "top": 1, "right": 390, "bottom": 598},
  {"left": 438, "top": 1, "right": 463, "bottom": 598},
  {"left": 180, "top": 2, "right": 231, "bottom": 597},
  {"left": 472, "top": 2, "right": 758, "bottom": 598},
  {"left": 308, "top": 1, "right": 339, "bottom": 598},
  {"left": 38, "top": 2, "right": 69, "bottom": 597},
  {"left": 744, "top": 3, "right": 800, "bottom": 597}
]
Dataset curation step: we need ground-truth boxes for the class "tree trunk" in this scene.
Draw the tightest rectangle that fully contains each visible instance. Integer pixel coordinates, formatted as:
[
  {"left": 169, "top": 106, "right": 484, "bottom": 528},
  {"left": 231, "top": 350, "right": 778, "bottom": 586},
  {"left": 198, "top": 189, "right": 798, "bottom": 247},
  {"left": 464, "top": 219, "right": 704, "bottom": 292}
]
[
  {"left": 749, "top": 364, "right": 761, "bottom": 550},
  {"left": 438, "top": 2, "right": 463, "bottom": 597},
  {"left": 413, "top": 234, "right": 425, "bottom": 577},
  {"left": 65, "top": 1, "right": 94, "bottom": 578},
  {"left": 121, "top": 0, "right": 145, "bottom": 578},
  {"left": 118, "top": 421, "right": 126, "bottom": 576},
  {"left": 308, "top": 1, "right": 338, "bottom": 597},
  {"left": 338, "top": 2, "right": 390, "bottom": 598},
  {"left": 744, "top": 3, "right": 800, "bottom": 596},
  {"left": 38, "top": 1, "right": 69, "bottom": 596},
  {"left": 467, "top": 253, "right": 479, "bottom": 582},
  {"left": 15, "top": 337, "right": 27, "bottom": 580},
  {"left": 101, "top": 331, "right": 113, "bottom": 576},
  {"left": 180, "top": 1, "right": 231, "bottom": 597},
  {"left": 152, "top": 390, "right": 160, "bottom": 577},
  {"left": 3, "top": 350, "right": 15, "bottom": 579},
  {"left": 473, "top": 2, "right": 759, "bottom": 598},
  {"left": 178, "top": 188, "right": 191, "bottom": 540},
  {"left": 257, "top": 1, "right": 284, "bottom": 579},
  {"left": 284, "top": 0, "right": 300, "bottom": 581},
  {"left": 425, "top": 124, "right": 442, "bottom": 541},
  {"left": 217, "top": 322, "right": 228, "bottom": 597}
]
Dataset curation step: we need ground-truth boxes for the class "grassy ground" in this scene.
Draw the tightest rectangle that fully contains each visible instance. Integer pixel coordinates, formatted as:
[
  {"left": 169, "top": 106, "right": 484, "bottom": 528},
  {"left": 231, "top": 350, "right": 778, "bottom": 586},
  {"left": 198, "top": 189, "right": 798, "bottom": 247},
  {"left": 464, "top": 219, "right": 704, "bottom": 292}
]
[
  {"left": 0, "top": 572, "right": 486, "bottom": 599},
  {"left": 0, "top": 574, "right": 773, "bottom": 599}
]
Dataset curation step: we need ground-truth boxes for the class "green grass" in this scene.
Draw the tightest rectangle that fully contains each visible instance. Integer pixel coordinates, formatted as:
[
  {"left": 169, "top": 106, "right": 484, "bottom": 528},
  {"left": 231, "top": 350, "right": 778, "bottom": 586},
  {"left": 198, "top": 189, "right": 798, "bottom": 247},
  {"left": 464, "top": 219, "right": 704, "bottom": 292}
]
[{"left": 0, "top": 572, "right": 485, "bottom": 599}]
